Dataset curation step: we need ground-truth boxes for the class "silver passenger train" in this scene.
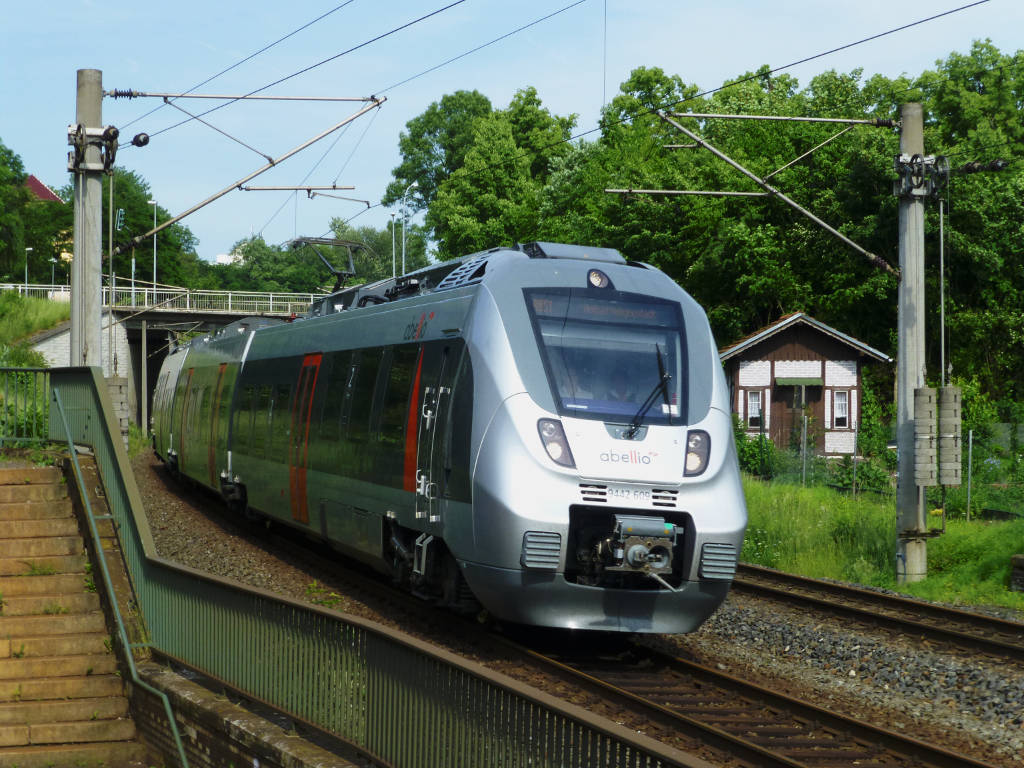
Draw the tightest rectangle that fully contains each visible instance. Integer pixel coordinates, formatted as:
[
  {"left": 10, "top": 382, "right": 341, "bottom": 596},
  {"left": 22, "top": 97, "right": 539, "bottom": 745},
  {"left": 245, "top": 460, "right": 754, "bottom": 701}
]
[{"left": 152, "top": 242, "right": 746, "bottom": 633}]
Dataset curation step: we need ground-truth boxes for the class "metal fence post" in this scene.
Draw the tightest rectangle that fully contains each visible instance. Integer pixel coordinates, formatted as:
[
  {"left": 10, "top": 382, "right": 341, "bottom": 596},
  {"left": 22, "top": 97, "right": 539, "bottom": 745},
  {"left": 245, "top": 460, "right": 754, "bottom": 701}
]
[
  {"left": 966, "top": 429, "right": 974, "bottom": 521},
  {"left": 801, "top": 414, "right": 808, "bottom": 486},
  {"left": 852, "top": 420, "right": 859, "bottom": 496}
]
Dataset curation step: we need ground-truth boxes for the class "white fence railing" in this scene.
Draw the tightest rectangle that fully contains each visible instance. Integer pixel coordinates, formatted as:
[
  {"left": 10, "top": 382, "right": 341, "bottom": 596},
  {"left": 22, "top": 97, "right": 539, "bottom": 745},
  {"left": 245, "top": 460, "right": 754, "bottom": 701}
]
[{"left": 1, "top": 283, "right": 317, "bottom": 316}]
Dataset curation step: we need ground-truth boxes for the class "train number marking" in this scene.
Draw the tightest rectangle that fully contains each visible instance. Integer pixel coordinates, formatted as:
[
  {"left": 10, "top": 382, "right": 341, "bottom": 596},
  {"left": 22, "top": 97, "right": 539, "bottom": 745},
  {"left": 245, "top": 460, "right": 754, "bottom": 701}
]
[{"left": 607, "top": 486, "right": 651, "bottom": 503}]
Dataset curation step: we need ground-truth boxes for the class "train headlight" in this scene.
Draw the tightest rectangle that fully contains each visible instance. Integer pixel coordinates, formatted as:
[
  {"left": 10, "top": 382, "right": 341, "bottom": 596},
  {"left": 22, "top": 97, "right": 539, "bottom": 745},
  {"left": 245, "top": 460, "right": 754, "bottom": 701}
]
[
  {"left": 684, "top": 430, "right": 710, "bottom": 476},
  {"left": 587, "top": 269, "right": 611, "bottom": 289},
  {"left": 537, "top": 419, "right": 576, "bottom": 468}
]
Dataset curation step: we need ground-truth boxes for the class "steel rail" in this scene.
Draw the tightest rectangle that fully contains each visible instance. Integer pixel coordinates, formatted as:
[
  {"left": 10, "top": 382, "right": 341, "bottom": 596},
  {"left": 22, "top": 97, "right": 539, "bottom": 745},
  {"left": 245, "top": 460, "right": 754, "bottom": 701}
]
[
  {"left": 145, "top": 456, "right": 1004, "bottom": 768},
  {"left": 509, "top": 639, "right": 1001, "bottom": 768},
  {"left": 734, "top": 562, "right": 1024, "bottom": 661}
]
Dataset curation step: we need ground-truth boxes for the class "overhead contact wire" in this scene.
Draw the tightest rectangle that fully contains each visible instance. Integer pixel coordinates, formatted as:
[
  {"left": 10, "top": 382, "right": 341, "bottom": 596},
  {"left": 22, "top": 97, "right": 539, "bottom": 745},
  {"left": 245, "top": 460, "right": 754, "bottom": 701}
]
[
  {"left": 145, "top": 0, "right": 468, "bottom": 142},
  {"left": 121, "top": 1, "right": 359, "bottom": 132},
  {"left": 374, "top": 0, "right": 588, "bottom": 94},
  {"left": 439, "top": 1, "right": 994, "bottom": 202}
]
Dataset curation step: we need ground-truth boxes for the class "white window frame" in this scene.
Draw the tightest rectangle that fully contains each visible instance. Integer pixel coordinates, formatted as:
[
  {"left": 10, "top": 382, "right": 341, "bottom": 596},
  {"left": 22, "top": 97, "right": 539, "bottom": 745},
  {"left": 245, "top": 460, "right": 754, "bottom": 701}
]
[
  {"left": 747, "top": 390, "right": 762, "bottom": 429},
  {"left": 834, "top": 390, "right": 849, "bottom": 429}
]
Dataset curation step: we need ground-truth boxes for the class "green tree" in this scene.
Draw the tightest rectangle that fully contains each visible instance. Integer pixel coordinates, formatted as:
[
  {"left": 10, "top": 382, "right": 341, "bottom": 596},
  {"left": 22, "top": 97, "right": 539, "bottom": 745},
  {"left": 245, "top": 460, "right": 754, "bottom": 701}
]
[
  {"left": 0, "top": 138, "right": 69, "bottom": 284},
  {"left": 382, "top": 90, "right": 492, "bottom": 213},
  {"left": 0, "top": 138, "right": 30, "bottom": 280},
  {"left": 429, "top": 112, "right": 539, "bottom": 258},
  {"left": 424, "top": 89, "right": 576, "bottom": 258},
  {"left": 225, "top": 237, "right": 326, "bottom": 293}
]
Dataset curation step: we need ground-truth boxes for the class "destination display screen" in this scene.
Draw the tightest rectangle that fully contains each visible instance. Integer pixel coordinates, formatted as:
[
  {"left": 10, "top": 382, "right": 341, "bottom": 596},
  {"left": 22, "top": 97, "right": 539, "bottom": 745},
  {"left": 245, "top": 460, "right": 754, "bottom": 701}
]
[{"left": 525, "top": 288, "right": 687, "bottom": 425}]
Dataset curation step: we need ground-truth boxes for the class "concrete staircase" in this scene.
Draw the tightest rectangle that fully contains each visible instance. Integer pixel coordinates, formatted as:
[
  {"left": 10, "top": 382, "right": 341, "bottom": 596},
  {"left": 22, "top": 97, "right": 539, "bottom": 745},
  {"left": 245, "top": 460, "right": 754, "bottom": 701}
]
[{"left": 0, "top": 465, "right": 147, "bottom": 767}]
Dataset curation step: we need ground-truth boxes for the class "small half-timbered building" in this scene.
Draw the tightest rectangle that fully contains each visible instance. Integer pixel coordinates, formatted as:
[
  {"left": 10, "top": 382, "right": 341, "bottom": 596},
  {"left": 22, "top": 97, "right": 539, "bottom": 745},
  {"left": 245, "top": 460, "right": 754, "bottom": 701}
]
[{"left": 719, "top": 313, "right": 891, "bottom": 455}]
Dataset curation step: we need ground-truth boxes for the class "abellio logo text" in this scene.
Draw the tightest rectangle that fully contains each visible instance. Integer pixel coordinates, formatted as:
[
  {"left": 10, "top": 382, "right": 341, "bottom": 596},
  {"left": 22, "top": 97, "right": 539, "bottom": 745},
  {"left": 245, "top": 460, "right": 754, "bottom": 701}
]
[{"left": 599, "top": 449, "right": 656, "bottom": 465}]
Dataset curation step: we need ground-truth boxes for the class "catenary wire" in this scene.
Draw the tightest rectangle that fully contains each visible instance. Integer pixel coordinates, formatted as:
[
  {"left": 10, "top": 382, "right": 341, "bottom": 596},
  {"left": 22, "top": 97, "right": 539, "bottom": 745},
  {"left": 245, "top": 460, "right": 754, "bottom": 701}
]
[
  {"left": 257, "top": 107, "right": 382, "bottom": 237},
  {"left": 421, "top": 1, "right": 995, "bottom": 209},
  {"left": 144, "top": 1, "right": 467, "bottom": 143},
  {"left": 373, "top": 0, "right": 588, "bottom": 94},
  {"left": 262, "top": 1, "right": 591, "bottom": 238},
  {"left": 120, "top": 1, "right": 358, "bottom": 134},
  {"left": 276, "top": 2, "right": 996, "bottom": 248}
]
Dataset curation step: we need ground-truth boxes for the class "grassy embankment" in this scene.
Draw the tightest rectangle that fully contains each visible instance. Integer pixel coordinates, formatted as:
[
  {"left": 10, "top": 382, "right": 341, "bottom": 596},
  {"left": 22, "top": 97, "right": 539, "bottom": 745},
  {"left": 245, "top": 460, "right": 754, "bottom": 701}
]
[
  {"left": 0, "top": 293, "right": 70, "bottom": 463},
  {"left": 741, "top": 476, "right": 1024, "bottom": 613},
  {"left": 0, "top": 292, "right": 69, "bottom": 365}
]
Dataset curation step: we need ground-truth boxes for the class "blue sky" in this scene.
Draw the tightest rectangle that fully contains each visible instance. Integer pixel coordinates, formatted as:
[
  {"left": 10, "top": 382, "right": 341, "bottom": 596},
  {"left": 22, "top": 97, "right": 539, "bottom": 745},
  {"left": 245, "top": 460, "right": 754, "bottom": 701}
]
[{"left": 2, "top": 1, "right": 1021, "bottom": 263}]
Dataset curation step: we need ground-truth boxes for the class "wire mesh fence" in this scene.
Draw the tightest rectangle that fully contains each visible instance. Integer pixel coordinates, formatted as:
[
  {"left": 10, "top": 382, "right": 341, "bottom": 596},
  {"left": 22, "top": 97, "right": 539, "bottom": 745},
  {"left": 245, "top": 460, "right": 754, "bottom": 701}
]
[{"left": 735, "top": 414, "right": 1024, "bottom": 519}]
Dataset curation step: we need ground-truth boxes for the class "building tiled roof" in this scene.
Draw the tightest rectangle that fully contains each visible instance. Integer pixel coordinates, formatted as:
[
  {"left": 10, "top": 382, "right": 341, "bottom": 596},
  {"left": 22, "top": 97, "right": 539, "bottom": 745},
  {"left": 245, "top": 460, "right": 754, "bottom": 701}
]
[
  {"left": 719, "top": 312, "right": 892, "bottom": 363},
  {"left": 25, "top": 175, "right": 63, "bottom": 203}
]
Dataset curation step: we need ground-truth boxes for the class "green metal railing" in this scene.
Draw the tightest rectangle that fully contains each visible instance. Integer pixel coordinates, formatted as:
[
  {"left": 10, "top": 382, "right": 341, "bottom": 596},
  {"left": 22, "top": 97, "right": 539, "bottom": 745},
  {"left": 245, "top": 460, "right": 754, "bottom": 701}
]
[
  {"left": 50, "top": 387, "right": 191, "bottom": 768},
  {"left": 0, "top": 367, "right": 49, "bottom": 446},
  {"left": 2, "top": 366, "right": 696, "bottom": 768}
]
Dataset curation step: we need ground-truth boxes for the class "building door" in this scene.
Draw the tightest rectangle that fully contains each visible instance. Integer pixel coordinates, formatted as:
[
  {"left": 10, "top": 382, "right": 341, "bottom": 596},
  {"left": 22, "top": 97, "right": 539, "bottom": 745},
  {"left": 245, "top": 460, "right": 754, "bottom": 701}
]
[
  {"left": 771, "top": 384, "right": 822, "bottom": 452},
  {"left": 289, "top": 354, "right": 322, "bottom": 524},
  {"left": 770, "top": 385, "right": 796, "bottom": 448}
]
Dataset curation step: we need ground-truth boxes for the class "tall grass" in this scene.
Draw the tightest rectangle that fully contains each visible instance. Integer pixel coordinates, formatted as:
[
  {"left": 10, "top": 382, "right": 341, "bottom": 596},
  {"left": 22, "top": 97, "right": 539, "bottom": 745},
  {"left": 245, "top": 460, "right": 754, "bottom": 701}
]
[
  {"left": 742, "top": 478, "right": 897, "bottom": 585},
  {"left": 741, "top": 476, "right": 1024, "bottom": 612},
  {"left": 0, "top": 292, "right": 70, "bottom": 347}
]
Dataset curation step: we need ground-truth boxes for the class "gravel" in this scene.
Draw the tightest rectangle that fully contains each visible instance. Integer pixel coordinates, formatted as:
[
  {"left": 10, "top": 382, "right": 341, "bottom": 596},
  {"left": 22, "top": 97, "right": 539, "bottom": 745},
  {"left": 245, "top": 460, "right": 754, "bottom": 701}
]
[{"left": 131, "top": 450, "right": 1023, "bottom": 767}]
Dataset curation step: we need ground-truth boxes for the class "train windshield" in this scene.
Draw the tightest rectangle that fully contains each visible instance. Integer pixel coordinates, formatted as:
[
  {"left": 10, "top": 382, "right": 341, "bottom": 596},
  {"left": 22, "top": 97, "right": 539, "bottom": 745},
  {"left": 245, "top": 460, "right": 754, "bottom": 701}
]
[{"left": 525, "top": 288, "right": 687, "bottom": 425}]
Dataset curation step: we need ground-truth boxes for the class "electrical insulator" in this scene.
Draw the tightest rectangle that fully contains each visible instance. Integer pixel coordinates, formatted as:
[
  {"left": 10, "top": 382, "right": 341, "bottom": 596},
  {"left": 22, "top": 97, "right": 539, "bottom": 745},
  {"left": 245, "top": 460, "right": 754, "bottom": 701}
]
[
  {"left": 914, "top": 387, "right": 937, "bottom": 487},
  {"left": 938, "top": 386, "right": 962, "bottom": 486}
]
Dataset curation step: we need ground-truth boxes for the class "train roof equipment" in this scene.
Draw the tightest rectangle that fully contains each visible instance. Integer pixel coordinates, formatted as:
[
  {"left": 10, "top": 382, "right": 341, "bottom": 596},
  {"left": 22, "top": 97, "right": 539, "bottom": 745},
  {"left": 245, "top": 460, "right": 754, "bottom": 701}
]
[{"left": 306, "top": 241, "right": 642, "bottom": 319}]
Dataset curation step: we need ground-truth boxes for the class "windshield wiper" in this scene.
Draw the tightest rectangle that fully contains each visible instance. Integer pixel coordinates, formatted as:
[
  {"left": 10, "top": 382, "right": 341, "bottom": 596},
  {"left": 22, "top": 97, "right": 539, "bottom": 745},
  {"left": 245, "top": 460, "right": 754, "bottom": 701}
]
[{"left": 625, "top": 346, "right": 671, "bottom": 440}]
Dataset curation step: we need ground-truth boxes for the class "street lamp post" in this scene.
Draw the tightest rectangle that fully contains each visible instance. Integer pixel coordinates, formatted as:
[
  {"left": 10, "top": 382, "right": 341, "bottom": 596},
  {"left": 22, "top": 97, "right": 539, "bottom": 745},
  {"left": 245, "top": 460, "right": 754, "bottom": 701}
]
[
  {"left": 401, "top": 181, "right": 418, "bottom": 276},
  {"left": 24, "top": 247, "right": 32, "bottom": 289},
  {"left": 148, "top": 200, "right": 157, "bottom": 303},
  {"left": 50, "top": 257, "right": 57, "bottom": 287},
  {"left": 390, "top": 212, "right": 396, "bottom": 278}
]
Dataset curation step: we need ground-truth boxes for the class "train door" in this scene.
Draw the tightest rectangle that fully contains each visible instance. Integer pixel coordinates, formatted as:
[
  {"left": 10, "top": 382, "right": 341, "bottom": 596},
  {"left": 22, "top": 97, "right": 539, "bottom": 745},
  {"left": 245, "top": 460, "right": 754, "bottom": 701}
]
[
  {"left": 288, "top": 354, "right": 322, "bottom": 524},
  {"left": 208, "top": 363, "right": 227, "bottom": 487},
  {"left": 413, "top": 343, "right": 455, "bottom": 522}
]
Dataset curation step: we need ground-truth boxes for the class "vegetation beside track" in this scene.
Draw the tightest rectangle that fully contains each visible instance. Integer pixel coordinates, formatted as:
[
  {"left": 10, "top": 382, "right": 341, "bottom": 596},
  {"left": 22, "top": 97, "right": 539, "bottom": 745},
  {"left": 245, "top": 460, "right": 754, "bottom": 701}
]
[
  {"left": 0, "top": 292, "right": 67, "bottom": 366},
  {"left": 741, "top": 476, "right": 1024, "bottom": 613}
]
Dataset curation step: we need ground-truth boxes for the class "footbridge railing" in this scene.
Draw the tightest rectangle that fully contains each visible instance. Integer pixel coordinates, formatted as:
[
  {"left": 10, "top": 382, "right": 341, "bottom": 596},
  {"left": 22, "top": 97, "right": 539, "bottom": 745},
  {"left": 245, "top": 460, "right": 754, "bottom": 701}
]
[
  {"left": 1, "top": 283, "right": 317, "bottom": 316},
  {"left": 1, "top": 365, "right": 696, "bottom": 768}
]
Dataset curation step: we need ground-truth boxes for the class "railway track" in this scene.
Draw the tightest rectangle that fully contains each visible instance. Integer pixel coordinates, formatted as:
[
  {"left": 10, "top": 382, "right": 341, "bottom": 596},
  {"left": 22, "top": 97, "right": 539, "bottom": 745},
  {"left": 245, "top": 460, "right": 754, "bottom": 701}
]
[
  {"left": 510, "top": 637, "right": 1001, "bottom": 768},
  {"left": 202, "top": 517, "right": 1002, "bottom": 766},
  {"left": 140, "top": 463, "right": 1009, "bottom": 767},
  {"left": 732, "top": 563, "right": 1024, "bottom": 662}
]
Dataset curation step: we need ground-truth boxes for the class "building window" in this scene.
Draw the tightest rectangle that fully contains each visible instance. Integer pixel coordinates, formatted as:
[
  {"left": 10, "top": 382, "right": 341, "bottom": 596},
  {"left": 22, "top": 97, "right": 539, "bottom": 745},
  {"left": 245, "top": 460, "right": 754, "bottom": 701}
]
[
  {"left": 834, "top": 390, "right": 849, "bottom": 428},
  {"left": 747, "top": 390, "right": 762, "bottom": 429}
]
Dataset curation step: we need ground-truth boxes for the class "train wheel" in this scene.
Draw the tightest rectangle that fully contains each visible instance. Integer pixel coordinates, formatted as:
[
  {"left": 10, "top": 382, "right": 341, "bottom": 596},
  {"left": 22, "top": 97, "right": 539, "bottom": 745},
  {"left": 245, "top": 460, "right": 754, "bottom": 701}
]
[{"left": 440, "top": 552, "right": 480, "bottom": 615}]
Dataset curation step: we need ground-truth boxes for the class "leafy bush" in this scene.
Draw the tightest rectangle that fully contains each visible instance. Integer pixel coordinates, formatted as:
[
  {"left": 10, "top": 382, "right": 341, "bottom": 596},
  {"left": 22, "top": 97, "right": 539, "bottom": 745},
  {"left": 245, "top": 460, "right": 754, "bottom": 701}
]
[
  {"left": 0, "top": 343, "right": 47, "bottom": 368},
  {"left": 733, "top": 415, "right": 777, "bottom": 478},
  {"left": 827, "top": 455, "right": 893, "bottom": 493}
]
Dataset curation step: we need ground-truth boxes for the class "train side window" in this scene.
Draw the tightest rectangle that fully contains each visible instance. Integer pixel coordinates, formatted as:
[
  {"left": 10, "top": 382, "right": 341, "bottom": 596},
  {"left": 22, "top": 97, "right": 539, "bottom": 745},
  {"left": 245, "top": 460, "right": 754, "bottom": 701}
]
[
  {"left": 235, "top": 386, "right": 254, "bottom": 450},
  {"left": 252, "top": 385, "right": 272, "bottom": 457},
  {"left": 270, "top": 385, "right": 291, "bottom": 457},
  {"left": 319, "top": 351, "right": 350, "bottom": 442},
  {"left": 198, "top": 385, "right": 212, "bottom": 431},
  {"left": 348, "top": 349, "right": 383, "bottom": 444},
  {"left": 379, "top": 345, "right": 418, "bottom": 446}
]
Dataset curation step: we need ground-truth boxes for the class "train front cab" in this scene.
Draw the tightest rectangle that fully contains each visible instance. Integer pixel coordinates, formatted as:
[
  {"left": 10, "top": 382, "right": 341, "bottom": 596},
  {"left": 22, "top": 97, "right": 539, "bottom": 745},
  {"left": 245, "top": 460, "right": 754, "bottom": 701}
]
[{"left": 458, "top": 249, "right": 747, "bottom": 633}]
